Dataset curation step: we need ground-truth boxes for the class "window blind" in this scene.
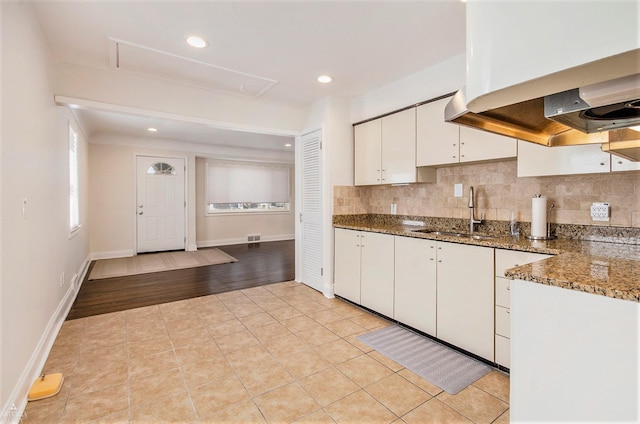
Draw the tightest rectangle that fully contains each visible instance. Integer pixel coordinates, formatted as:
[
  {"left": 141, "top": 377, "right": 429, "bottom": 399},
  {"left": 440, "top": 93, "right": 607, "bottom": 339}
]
[{"left": 206, "top": 161, "right": 290, "bottom": 204}]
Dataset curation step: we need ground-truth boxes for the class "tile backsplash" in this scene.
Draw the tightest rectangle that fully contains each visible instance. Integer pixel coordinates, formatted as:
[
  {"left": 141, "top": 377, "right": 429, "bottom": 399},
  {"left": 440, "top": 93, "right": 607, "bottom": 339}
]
[{"left": 334, "top": 160, "right": 640, "bottom": 228}]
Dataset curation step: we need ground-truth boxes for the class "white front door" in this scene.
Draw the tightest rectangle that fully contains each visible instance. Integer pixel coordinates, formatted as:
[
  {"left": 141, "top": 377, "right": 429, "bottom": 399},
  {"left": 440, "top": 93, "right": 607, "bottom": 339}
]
[
  {"left": 136, "top": 156, "right": 186, "bottom": 253},
  {"left": 300, "top": 130, "right": 323, "bottom": 292}
]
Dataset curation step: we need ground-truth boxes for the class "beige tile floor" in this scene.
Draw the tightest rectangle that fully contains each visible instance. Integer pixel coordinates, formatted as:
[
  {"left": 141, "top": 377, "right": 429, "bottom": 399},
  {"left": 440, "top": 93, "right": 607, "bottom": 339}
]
[{"left": 25, "top": 281, "right": 510, "bottom": 423}]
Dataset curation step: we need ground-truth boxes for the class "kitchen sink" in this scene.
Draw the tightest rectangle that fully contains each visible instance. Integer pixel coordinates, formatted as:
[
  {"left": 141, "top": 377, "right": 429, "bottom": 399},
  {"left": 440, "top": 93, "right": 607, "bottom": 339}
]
[{"left": 412, "top": 229, "right": 498, "bottom": 240}]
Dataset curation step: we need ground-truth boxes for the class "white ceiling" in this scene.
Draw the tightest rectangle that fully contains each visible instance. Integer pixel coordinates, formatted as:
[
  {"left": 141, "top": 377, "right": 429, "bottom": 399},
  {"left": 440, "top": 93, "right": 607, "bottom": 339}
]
[{"left": 33, "top": 0, "right": 466, "bottom": 151}]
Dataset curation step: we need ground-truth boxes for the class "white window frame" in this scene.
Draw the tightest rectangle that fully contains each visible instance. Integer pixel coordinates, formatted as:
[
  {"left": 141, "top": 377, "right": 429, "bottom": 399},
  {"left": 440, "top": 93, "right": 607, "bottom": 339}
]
[
  {"left": 205, "top": 160, "right": 292, "bottom": 216},
  {"left": 69, "top": 124, "right": 81, "bottom": 234}
]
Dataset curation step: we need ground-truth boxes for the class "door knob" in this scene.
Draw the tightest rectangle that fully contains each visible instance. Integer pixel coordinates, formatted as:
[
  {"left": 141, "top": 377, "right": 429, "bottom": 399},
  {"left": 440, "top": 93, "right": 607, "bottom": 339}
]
[{"left": 138, "top": 211, "right": 143, "bottom": 215}]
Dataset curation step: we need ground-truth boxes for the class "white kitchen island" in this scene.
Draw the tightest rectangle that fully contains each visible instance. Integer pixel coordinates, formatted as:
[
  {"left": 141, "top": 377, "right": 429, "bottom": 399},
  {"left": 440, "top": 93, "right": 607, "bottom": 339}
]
[{"left": 509, "top": 258, "right": 639, "bottom": 423}]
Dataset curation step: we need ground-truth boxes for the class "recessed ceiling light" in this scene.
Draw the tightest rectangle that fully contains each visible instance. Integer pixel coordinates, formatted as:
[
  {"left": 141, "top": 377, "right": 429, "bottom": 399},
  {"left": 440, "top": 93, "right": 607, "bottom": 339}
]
[
  {"left": 317, "top": 75, "right": 332, "bottom": 84},
  {"left": 284, "top": 143, "right": 292, "bottom": 147},
  {"left": 147, "top": 127, "right": 158, "bottom": 132},
  {"left": 186, "top": 35, "right": 207, "bottom": 48}
]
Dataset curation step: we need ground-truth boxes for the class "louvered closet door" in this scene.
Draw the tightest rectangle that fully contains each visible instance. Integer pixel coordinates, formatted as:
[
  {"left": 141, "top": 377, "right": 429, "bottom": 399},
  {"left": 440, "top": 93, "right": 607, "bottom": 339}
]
[{"left": 300, "top": 130, "right": 323, "bottom": 292}]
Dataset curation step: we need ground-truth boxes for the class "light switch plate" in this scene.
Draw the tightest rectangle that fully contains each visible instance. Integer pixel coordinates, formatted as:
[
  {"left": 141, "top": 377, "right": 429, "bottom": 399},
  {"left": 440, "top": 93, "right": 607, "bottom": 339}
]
[
  {"left": 590, "top": 202, "right": 610, "bottom": 221},
  {"left": 454, "top": 183, "right": 463, "bottom": 198}
]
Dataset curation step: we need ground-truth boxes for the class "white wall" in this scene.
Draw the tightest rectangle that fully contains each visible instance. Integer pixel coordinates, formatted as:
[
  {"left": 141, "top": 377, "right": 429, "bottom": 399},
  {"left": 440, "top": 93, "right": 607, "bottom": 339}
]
[
  {"left": 349, "top": 54, "right": 465, "bottom": 123},
  {"left": 195, "top": 158, "right": 295, "bottom": 247},
  {"left": 297, "top": 96, "right": 353, "bottom": 296},
  {"left": 1, "top": 2, "right": 90, "bottom": 418},
  {"left": 89, "top": 134, "right": 295, "bottom": 257}
]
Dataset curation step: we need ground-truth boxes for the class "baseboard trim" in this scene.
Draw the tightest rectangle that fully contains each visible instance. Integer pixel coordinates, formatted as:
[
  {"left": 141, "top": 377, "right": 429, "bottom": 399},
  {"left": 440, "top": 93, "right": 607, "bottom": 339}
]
[
  {"left": 0, "top": 255, "right": 90, "bottom": 424},
  {"left": 197, "top": 234, "right": 294, "bottom": 248},
  {"left": 90, "top": 249, "right": 134, "bottom": 260}
]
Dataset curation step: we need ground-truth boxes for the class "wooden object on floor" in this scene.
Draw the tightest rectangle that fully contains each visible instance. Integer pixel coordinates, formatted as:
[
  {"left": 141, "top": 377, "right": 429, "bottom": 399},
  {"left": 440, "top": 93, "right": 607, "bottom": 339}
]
[{"left": 66, "top": 241, "right": 294, "bottom": 320}]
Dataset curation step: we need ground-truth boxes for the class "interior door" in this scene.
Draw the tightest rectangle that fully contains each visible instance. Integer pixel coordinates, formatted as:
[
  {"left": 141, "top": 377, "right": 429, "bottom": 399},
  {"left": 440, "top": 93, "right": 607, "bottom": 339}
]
[
  {"left": 300, "top": 130, "right": 323, "bottom": 292},
  {"left": 136, "top": 156, "right": 186, "bottom": 253}
]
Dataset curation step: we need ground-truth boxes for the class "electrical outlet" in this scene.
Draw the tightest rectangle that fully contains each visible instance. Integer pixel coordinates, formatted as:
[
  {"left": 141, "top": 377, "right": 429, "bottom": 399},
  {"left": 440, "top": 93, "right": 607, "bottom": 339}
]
[
  {"left": 390, "top": 203, "right": 397, "bottom": 215},
  {"left": 454, "top": 183, "right": 463, "bottom": 198},
  {"left": 590, "top": 202, "right": 610, "bottom": 222}
]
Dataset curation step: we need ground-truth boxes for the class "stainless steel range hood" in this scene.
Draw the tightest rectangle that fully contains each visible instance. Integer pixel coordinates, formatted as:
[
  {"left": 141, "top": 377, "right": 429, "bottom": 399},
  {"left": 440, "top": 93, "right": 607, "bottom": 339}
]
[{"left": 445, "top": 73, "right": 640, "bottom": 161}]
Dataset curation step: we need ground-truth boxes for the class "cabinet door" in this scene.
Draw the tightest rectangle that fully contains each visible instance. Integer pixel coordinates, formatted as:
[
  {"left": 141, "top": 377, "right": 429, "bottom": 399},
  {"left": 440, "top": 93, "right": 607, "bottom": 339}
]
[
  {"left": 334, "top": 229, "right": 362, "bottom": 304},
  {"left": 354, "top": 119, "right": 382, "bottom": 186},
  {"left": 381, "top": 108, "right": 417, "bottom": 184},
  {"left": 517, "top": 140, "right": 610, "bottom": 177},
  {"left": 360, "top": 232, "right": 395, "bottom": 317},
  {"left": 394, "top": 236, "right": 437, "bottom": 335},
  {"left": 436, "top": 242, "right": 495, "bottom": 361},
  {"left": 611, "top": 155, "right": 640, "bottom": 172},
  {"left": 416, "top": 98, "right": 460, "bottom": 166},
  {"left": 459, "top": 127, "right": 517, "bottom": 163}
]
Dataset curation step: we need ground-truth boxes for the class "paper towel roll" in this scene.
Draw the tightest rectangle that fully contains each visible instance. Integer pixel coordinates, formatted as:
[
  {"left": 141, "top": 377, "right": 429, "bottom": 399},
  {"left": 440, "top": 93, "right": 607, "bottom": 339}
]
[{"left": 531, "top": 196, "right": 547, "bottom": 238}]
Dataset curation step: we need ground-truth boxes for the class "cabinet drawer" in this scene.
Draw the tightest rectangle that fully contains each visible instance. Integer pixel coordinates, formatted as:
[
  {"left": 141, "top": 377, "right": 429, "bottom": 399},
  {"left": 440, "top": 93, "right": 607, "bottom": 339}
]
[
  {"left": 496, "top": 277, "right": 510, "bottom": 308},
  {"left": 495, "top": 334, "right": 510, "bottom": 368},
  {"left": 496, "top": 305, "right": 510, "bottom": 337},
  {"left": 495, "top": 249, "right": 552, "bottom": 277}
]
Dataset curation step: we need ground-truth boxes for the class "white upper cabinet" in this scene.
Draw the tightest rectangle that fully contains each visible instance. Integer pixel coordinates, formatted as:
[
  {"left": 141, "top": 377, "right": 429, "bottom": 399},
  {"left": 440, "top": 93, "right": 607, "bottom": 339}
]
[
  {"left": 417, "top": 97, "right": 516, "bottom": 167},
  {"left": 381, "top": 108, "right": 417, "bottom": 184},
  {"left": 517, "top": 140, "right": 611, "bottom": 177},
  {"left": 611, "top": 155, "right": 640, "bottom": 172},
  {"left": 459, "top": 127, "right": 517, "bottom": 163},
  {"left": 354, "top": 119, "right": 383, "bottom": 186},
  {"left": 354, "top": 108, "right": 418, "bottom": 186},
  {"left": 416, "top": 97, "right": 459, "bottom": 166}
]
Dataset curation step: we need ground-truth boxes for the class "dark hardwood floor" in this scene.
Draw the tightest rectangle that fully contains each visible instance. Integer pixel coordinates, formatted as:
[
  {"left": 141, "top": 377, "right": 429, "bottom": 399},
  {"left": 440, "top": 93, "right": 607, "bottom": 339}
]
[{"left": 66, "top": 240, "right": 295, "bottom": 320}]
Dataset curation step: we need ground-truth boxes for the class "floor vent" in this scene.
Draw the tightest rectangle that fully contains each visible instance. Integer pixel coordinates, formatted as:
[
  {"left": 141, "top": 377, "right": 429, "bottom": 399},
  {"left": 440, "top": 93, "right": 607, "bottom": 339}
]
[{"left": 247, "top": 234, "right": 261, "bottom": 243}]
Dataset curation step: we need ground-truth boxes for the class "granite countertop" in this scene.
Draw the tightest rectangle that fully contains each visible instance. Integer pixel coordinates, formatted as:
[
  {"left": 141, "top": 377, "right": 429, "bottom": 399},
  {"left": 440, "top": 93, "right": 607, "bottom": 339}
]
[{"left": 333, "top": 214, "right": 640, "bottom": 303}]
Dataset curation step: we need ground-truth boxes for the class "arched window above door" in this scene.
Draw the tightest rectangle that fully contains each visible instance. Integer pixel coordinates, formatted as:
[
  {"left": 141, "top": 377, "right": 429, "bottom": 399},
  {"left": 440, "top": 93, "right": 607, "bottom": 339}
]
[{"left": 146, "top": 162, "right": 176, "bottom": 175}]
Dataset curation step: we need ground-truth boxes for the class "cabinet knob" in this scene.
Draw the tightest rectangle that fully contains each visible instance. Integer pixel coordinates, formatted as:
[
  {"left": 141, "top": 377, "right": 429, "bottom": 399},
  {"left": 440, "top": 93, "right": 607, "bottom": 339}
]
[
  {"left": 452, "top": 156, "right": 457, "bottom": 159},
  {"left": 461, "top": 155, "right": 465, "bottom": 158},
  {"left": 600, "top": 162, "right": 605, "bottom": 166},
  {"left": 429, "top": 258, "right": 434, "bottom": 261},
  {"left": 618, "top": 161, "right": 623, "bottom": 164}
]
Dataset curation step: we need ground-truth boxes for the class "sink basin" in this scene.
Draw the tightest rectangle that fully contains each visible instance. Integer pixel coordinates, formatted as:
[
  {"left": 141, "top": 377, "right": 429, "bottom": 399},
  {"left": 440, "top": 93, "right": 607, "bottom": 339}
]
[{"left": 412, "top": 229, "right": 498, "bottom": 240}]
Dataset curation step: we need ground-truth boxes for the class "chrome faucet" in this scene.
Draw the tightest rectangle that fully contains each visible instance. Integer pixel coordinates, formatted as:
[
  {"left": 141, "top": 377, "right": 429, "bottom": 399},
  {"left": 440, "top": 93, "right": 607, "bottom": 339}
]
[{"left": 468, "top": 186, "right": 482, "bottom": 234}]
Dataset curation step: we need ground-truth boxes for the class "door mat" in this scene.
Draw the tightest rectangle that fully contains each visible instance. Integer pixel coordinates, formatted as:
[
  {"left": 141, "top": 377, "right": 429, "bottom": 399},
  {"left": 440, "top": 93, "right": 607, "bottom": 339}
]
[
  {"left": 357, "top": 325, "right": 491, "bottom": 394},
  {"left": 89, "top": 248, "right": 237, "bottom": 280}
]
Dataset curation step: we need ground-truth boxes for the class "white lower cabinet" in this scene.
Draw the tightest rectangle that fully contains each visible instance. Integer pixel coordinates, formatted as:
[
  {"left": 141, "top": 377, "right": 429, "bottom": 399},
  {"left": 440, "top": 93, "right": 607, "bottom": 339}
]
[
  {"left": 494, "top": 249, "right": 553, "bottom": 368},
  {"left": 360, "top": 232, "right": 395, "bottom": 317},
  {"left": 333, "top": 228, "right": 394, "bottom": 316},
  {"left": 436, "top": 242, "right": 495, "bottom": 361},
  {"left": 394, "top": 236, "right": 437, "bottom": 335},
  {"left": 334, "top": 228, "right": 363, "bottom": 304}
]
